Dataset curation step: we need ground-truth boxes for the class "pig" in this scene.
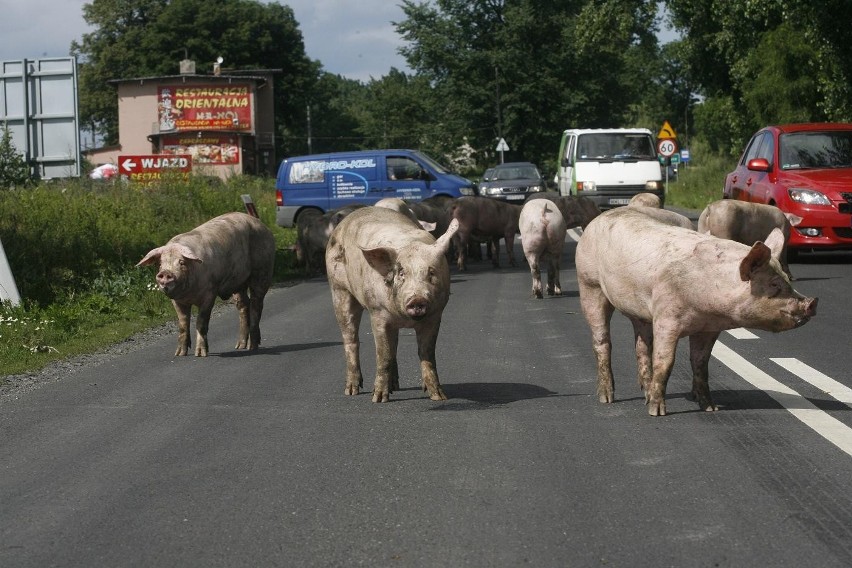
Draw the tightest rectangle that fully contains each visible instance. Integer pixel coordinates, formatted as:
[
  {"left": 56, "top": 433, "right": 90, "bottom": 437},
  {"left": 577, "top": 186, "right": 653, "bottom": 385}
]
[
  {"left": 407, "top": 195, "right": 455, "bottom": 237},
  {"left": 575, "top": 206, "right": 817, "bottom": 416},
  {"left": 628, "top": 192, "right": 662, "bottom": 208},
  {"left": 525, "top": 192, "right": 601, "bottom": 229},
  {"left": 293, "top": 205, "right": 364, "bottom": 276},
  {"left": 519, "top": 199, "right": 567, "bottom": 298},
  {"left": 137, "top": 212, "right": 276, "bottom": 357},
  {"left": 697, "top": 200, "right": 801, "bottom": 279},
  {"left": 375, "top": 197, "right": 436, "bottom": 232},
  {"left": 325, "top": 206, "right": 459, "bottom": 402},
  {"left": 450, "top": 196, "right": 522, "bottom": 270},
  {"left": 628, "top": 204, "right": 694, "bottom": 229}
]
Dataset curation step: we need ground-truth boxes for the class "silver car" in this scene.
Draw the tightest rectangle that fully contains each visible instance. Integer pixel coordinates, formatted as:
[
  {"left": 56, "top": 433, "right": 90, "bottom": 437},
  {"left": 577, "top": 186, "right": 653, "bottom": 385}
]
[{"left": 477, "top": 162, "right": 546, "bottom": 202}]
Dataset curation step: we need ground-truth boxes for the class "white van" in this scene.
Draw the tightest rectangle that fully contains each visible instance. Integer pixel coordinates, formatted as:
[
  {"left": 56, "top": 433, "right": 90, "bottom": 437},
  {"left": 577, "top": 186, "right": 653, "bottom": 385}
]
[{"left": 555, "top": 128, "right": 664, "bottom": 208}]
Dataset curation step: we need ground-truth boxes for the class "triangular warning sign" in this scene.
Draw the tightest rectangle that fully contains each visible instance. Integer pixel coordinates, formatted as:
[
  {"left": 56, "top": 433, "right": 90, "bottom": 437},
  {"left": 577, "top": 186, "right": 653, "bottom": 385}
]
[{"left": 657, "top": 120, "right": 677, "bottom": 139}]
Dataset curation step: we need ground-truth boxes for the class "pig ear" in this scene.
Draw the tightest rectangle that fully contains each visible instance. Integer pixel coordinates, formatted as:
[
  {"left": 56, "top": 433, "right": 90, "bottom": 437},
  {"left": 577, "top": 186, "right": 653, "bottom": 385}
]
[
  {"left": 434, "top": 219, "right": 460, "bottom": 254},
  {"left": 361, "top": 246, "right": 397, "bottom": 277},
  {"left": 136, "top": 247, "right": 164, "bottom": 267},
  {"left": 174, "top": 243, "right": 202, "bottom": 263},
  {"left": 739, "top": 241, "right": 772, "bottom": 281},
  {"left": 763, "top": 227, "right": 785, "bottom": 259},
  {"left": 785, "top": 213, "right": 803, "bottom": 227}
]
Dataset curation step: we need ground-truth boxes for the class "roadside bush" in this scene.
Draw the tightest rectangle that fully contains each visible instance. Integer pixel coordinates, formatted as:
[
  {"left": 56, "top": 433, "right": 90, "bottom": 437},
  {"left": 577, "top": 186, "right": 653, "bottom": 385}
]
[{"left": 0, "top": 174, "right": 298, "bottom": 377}]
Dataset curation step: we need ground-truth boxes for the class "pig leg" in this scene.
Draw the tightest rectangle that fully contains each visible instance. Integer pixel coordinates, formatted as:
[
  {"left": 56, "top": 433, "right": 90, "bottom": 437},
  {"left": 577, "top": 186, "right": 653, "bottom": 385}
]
[
  {"left": 454, "top": 232, "right": 469, "bottom": 271},
  {"left": 547, "top": 253, "right": 561, "bottom": 296},
  {"left": 173, "top": 300, "right": 193, "bottom": 356},
  {"left": 504, "top": 232, "right": 517, "bottom": 267},
  {"left": 194, "top": 298, "right": 215, "bottom": 357},
  {"left": 579, "top": 287, "right": 616, "bottom": 403},
  {"left": 630, "top": 318, "right": 653, "bottom": 393},
  {"left": 248, "top": 283, "right": 268, "bottom": 350},
  {"left": 370, "top": 318, "right": 399, "bottom": 403},
  {"left": 688, "top": 332, "right": 721, "bottom": 412},
  {"left": 233, "top": 290, "right": 251, "bottom": 350},
  {"left": 646, "top": 329, "right": 680, "bottom": 416},
  {"left": 330, "top": 286, "right": 365, "bottom": 395},
  {"left": 416, "top": 319, "right": 448, "bottom": 401},
  {"left": 525, "top": 251, "right": 543, "bottom": 298},
  {"left": 490, "top": 237, "right": 501, "bottom": 267}
]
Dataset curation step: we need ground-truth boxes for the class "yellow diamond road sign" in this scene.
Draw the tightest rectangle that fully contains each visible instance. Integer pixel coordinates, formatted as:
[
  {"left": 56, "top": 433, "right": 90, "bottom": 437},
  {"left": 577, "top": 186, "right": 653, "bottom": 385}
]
[{"left": 658, "top": 120, "right": 677, "bottom": 139}]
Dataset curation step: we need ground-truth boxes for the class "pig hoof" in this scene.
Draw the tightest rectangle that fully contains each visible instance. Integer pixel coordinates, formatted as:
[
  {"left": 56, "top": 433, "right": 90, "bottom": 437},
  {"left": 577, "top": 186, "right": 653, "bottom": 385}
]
[
  {"left": 598, "top": 393, "right": 614, "bottom": 404},
  {"left": 371, "top": 391, "right": 390, "bottom": 403},
  {"left": 429, "top": 388, "right": 448, "bottom": 401},
  {"left": 533, "top": 291, "right": 543, "bottom": 299},
  {"left": 344, "top": 385, "right": 360, "bottom": 396},
  {"left": 648, "top": 401, "right": 666, "bottom": 416}
]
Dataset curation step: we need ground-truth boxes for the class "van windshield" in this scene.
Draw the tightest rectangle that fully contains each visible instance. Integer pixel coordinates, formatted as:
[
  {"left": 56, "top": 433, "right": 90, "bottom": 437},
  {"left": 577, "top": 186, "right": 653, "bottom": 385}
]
[{"left": 576, "top": 133, "right": 656, "bottom": 162}]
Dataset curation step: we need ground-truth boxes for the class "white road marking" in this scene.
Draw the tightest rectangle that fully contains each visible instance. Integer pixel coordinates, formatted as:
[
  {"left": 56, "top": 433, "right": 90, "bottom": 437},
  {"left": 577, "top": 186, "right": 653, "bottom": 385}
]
[
  {"left": 726, "top": 328, "right": 760, "bottom": 340},
  {"left": 712, "top": 341, "right": 852, "bottom": 458},
  {"left": 771, "top": 358, "right": 852, "bottom": 405},
  {"left": 566, "top": 228, "right": 583, "bottom": 242}
]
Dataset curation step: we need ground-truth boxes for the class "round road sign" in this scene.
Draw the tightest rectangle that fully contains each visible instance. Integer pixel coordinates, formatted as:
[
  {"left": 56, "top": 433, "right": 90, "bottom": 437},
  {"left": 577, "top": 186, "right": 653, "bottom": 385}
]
[{"left": 657, "top": 139, "right": 677, "bottom": 157}]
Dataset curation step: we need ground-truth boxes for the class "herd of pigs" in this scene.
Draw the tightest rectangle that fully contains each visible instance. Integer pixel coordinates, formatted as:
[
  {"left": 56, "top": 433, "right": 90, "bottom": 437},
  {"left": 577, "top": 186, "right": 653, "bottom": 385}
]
[{"left": 137, "top": 193, "right": 817, "bottom": 417}]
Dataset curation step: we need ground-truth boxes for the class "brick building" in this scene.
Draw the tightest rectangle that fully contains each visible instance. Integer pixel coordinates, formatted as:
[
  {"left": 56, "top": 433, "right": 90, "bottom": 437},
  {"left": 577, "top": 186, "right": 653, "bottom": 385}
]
[{"left": 86, "top": 60, "right": 279, "bottom": 180}]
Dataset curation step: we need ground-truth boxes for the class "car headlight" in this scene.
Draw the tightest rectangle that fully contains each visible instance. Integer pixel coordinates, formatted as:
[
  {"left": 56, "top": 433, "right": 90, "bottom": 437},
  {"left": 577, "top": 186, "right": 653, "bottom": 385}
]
[
  {"left": 530, "top": 184, "right": 543, "bottom": 192},
  {"left": 486, "top": 186, "right": 503, "bottom": 195},
  {"left": 789, "top": 188, "right": 831, "bottom": 206},
  {"left": 578, "top": 181, "right": 596, "bottom": 192},
  {"left": 460, "top": 186, "right": 476, "bottom": 196},
  {"left": 645, "top": 181, "right": 662, "bottom": 191}
]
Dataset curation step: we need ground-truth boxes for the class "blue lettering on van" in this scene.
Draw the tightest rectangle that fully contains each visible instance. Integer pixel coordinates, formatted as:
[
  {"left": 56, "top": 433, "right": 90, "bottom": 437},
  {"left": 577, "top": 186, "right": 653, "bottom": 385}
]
[
  {"left": 288, "top": 158, "right": 377, "bottom": 185},
  {"left": 329, "top": 170, "right": 369, "bottom": 197}
]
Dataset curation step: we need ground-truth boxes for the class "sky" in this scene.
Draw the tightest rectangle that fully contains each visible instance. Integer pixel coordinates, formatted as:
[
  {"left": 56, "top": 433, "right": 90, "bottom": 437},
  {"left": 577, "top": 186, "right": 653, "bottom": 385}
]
[{"left": 0, "top": 0, "right": 412, "bottom": 82}]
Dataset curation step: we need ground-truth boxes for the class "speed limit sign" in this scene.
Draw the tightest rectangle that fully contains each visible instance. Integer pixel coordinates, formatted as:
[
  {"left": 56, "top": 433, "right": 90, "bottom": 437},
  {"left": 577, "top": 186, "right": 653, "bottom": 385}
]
[{"left": 657, "top": 139, "right": 678, "bottom": 157}]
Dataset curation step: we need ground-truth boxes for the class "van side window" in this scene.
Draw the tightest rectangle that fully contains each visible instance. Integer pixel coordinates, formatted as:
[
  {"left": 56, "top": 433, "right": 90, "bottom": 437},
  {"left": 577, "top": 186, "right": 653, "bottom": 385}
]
[
  {"left": 289, "top": 160, "right": 325, "bottom": 184},
  {"left": 387, "top": 156, "right": 422, "bottom": 180}
]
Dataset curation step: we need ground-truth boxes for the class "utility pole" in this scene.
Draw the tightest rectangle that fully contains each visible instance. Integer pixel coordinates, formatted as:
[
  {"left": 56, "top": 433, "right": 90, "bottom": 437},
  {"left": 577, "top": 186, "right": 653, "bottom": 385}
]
[
  {"left": 495, "top": 66, "right": 503, "bottom": 149},
  {"left": 306, "top": 104, "right": 312, "bottom": 154}
]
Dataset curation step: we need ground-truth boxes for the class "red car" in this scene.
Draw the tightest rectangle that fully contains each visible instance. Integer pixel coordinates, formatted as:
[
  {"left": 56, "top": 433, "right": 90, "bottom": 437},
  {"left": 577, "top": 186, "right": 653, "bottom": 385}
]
[{"left": 723, "top": 122, "right": 852, "bottom": 254}]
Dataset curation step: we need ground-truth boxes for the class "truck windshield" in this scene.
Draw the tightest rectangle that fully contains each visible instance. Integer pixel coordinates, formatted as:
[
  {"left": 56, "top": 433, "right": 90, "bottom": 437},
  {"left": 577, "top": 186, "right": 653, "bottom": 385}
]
[{"left": 576, "top": 133, "right": 656, "bottom": 161}]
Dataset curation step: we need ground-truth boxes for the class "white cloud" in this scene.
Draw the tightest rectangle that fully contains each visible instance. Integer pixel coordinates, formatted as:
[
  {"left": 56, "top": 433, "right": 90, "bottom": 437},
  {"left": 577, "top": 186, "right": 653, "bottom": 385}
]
[{"left": 0, "top": 0, "right": 410, "bottom": 81}]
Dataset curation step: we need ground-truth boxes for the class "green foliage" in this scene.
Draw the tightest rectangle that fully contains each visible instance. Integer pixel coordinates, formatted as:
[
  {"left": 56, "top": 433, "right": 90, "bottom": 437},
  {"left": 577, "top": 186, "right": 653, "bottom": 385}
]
[
  {"left": 0, "top": 124, "right": 31, "bottom": 189},
  {"left": 664, "top": 139, "right": 732, "bottom": 210},
  {"left": 0, "top": 174, "right": 299, "bottom": 377}
]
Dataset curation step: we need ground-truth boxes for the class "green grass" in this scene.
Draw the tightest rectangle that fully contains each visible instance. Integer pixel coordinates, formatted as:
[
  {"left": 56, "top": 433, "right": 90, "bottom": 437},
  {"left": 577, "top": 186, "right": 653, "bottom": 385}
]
[
  {"left": 664, "top": 144, "right": 734, "bottom": 211},
  {"left": 0, "top": 175, "right": 300, "bottom": 380}
]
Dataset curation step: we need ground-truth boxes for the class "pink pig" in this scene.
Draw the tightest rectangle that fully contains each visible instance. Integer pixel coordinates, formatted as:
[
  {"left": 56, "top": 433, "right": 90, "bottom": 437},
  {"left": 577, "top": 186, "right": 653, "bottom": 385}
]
[
  {"left": 325, "top": 206, "right": 459, "bottom": 403},
  {"left": 519, "top": 199, "right": 567, "bottom": 298},
  {"left": 575, "top": 206, "right": 817, "bottom": 416},
  {"left": 137, "top": 212, "right": 275, "bottom": 357}
]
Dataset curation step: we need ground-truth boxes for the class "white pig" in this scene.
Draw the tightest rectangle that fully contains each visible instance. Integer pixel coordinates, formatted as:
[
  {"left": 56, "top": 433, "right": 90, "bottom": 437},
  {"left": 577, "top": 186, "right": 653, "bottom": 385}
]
[
  {"left": 375, "top": 197, "right": 436, "bottom": 232},
  {"left": 697, "top": 200, "right": 801, "bottom": 279},
  {"left": 137, "top": 212, "right": 276, "bottom": 357},
  {"left": 519, "top": 199, "right": 567, "bottom": 298},
  {"left": 325, "top": 206, "right": 459, "bottom": 402},
  {"left": 575, "top": 206, "right": 817, "bottom": 416}
]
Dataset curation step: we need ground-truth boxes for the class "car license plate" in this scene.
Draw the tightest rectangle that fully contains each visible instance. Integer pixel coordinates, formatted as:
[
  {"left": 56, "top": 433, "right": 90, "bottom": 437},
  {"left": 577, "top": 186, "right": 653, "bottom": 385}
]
[
  {"left": 506, "top": 194, "right": 525, "bottom": 201},
  {"left": 609, "top": 198, "right": 630, "bottom": 205}
]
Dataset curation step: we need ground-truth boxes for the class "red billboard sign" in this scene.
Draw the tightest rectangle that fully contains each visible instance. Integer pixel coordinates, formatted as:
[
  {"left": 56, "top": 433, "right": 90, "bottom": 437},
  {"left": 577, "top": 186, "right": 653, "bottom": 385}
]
[
  {"left": 158, "top": 85, "right": 253, "bottom": 132},
  {"left": 161, "top": 134, "right": 240, "bottom": 165},
  {"left": 118, "top": 154, "right": 192, "bottom": 182}
]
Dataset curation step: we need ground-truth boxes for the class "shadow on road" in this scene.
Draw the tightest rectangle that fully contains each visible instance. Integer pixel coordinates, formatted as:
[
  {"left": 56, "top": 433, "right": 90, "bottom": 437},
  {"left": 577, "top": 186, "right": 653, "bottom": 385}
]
[{"left": 433, "top": 381, "right": 571, "bottom": 410}]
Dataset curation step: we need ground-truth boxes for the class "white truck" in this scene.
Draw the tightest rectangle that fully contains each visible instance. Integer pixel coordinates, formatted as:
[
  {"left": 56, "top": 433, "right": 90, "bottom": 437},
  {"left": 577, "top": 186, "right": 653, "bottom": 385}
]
[{"left": 555, "top": 128, "right": 664, "bottom": 209}]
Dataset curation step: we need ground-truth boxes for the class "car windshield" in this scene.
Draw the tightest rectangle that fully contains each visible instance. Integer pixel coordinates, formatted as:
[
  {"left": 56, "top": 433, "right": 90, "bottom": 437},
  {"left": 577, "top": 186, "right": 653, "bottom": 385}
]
[
  {"left": 493, "top": 165, "right": 540, "bottom": 180},
  {"left": 780, "top": 131, "right": 852, "bottom": 169},
  {"left": 576, "top": 133, "right": 656, "bottom": 161}
]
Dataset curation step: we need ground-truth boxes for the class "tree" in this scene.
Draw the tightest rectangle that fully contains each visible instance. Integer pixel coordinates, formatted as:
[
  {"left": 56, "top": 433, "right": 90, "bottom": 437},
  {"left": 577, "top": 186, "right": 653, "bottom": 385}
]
[
  {"left": 0, "top": 125, "right": 31, "bottom": 189},
  {"left": 396, "top": 0, "right": 663, "bottom": 172},
  {"left": 71, "top": 0, "right": 318, "bottom": 160}
]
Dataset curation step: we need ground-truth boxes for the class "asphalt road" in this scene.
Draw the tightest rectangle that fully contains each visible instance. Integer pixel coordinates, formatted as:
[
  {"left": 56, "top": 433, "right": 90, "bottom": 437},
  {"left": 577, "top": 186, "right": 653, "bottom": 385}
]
[{"left": 2, "top": 229, "right": 852, "bottom": 567}]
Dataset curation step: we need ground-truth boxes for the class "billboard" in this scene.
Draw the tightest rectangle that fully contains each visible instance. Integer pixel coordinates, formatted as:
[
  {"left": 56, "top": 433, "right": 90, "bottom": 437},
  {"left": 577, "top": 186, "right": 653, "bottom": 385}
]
[
  {"left": 0, "top": 57, "right": 81, "bottom": 179},
  {"left": 158, "top": 85, "right": 252, "bottom": 132}
]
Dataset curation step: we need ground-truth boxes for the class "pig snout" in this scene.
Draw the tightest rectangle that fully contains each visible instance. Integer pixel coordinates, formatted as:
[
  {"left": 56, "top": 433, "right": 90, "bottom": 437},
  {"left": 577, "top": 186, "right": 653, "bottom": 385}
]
[
  {"left": 405, "top": 295, "right": 431, "bottom": 319},
  {"left": 156, "top": 269, "right": 178, "bottom": 294},
  {"left": 790, "top": 296, "right": 818, "bottom": 328}
]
